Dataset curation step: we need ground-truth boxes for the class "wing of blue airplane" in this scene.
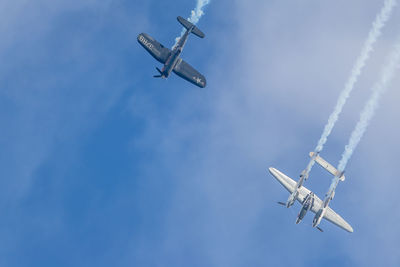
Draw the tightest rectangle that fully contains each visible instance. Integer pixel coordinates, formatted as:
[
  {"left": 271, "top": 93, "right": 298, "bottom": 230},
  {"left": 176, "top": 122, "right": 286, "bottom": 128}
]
[
  {"left": 173, "top": 58, "right": 206, "bottom": 88},
  {"left": 138, "top": 33, "right": 171, "bottom": 64}
]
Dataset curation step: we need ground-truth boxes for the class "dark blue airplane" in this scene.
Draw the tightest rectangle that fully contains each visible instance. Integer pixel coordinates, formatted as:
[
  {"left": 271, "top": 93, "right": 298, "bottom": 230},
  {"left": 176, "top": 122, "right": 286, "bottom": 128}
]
[{"left": 138, "top": 16, "right": 206, "bottom": 88}]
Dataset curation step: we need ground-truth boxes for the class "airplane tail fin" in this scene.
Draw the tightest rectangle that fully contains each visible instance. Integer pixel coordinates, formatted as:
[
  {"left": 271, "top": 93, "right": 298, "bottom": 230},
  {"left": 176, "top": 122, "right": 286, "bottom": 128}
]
[
  {"left": 177, "top": 16, "right": 205, "bottom": 38},
  {"left": 309, "top": 152, "right": 345, "bottom": 181}
]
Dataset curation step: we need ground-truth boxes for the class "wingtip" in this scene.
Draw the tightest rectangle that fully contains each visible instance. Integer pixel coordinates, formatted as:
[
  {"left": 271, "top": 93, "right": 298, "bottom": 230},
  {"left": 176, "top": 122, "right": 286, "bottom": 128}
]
[
  {"left": 342, "top": 220, "right": 354, "bottom": 233},
  {"left": 199, "top": 79, "right": 206, "bottom": 88}
]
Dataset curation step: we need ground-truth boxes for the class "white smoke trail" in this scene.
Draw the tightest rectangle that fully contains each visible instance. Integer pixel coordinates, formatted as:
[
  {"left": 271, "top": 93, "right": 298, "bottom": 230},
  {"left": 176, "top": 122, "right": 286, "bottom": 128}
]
[
  {"left": 326, "top": 38, "right": 400, "bottom": 194},
  {"left": 187, "top": 0, "right": 211, "bottom": 25},
  {"left": 304, "top": 0, "right": 397, "bottom": 175},
  {"left": 173, "top": 0, "right": 211, "bottom": 47},
  {"left": 338, "top": 41, "right": 400, "bottom": 172}
]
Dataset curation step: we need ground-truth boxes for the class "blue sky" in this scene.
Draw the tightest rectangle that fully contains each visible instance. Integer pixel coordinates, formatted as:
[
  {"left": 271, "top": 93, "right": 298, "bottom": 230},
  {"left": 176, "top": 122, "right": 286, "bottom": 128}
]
[{"left": 1, "top": 0, "right": 400, "bottom": 266}]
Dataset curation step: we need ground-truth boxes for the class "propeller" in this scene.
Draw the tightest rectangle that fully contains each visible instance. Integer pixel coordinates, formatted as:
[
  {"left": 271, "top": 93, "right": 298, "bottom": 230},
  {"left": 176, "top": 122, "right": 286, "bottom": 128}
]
[
  {"left": 153, "top": 74, "right": 162, "bottom": 78},
  {"left": 316, "top": 226, "right": 324, "bottom": 232},
  {"left": 277, "top": 201, "right": 286, "bottom": 206}
]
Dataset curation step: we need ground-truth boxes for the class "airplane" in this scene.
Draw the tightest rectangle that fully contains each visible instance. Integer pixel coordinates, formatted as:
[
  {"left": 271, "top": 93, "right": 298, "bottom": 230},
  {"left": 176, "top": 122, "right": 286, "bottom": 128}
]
[
  {"left": 270, "top": 152, "right": 353, "bottom": 233},
  {"left": 137, "top": 16, "right": 207, "bottom": 88}
]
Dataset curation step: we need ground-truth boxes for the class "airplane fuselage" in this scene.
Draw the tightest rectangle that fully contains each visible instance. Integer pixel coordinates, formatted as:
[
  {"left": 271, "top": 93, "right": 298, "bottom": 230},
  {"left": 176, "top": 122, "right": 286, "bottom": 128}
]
[
  {"left": 296, "top": 192, "right": 314, "bottom": 224},
  {"left": 160, "top": 27, "right": 193, "bottom": 78}
]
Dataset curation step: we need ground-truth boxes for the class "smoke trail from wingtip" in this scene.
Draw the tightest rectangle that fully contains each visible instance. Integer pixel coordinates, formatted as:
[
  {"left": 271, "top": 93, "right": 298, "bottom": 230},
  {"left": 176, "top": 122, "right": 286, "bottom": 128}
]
[
  {"left": 174, "top": 0, "right": 211, "bottom": 46},
  {"left": 304, "top": 0, "right": 397, "bottom": 175},
  {"left": 337, "top": 41, "right": 400, "bottom": 173},
  {"left": 324, "top": 38, "right": 400, "bottom": 195}
]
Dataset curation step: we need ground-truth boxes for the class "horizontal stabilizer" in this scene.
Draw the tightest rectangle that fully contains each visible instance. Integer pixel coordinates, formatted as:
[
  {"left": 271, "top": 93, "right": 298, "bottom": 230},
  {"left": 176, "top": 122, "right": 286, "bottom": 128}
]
[
  {"left": 309, "top": 152, "right": 345, "bottom": 181},
  {"left": 177, "top": 16, "right": 205, "bottom": 38}
]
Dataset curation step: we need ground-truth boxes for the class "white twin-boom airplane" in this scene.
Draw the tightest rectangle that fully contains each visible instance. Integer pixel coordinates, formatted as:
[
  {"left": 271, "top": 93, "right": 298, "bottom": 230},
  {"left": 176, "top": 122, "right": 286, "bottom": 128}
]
[{"left": 269, "top": 152, "right": 353, "bottom": 233}]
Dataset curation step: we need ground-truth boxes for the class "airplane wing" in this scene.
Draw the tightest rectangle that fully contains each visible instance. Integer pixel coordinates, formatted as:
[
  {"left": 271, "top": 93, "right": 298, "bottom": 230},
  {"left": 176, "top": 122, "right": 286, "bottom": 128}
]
[
  {"left": 138, "top": 33, "right": 171, "bottom": 64},
  {"left": 269, "top": 167, "right": 353, "bottom": 233},
  {"left": 173, "top": 58, "right": 206, "bottom": 88},
  {"left": 318, "top": 206, "right": 353, "bottom": 233}
]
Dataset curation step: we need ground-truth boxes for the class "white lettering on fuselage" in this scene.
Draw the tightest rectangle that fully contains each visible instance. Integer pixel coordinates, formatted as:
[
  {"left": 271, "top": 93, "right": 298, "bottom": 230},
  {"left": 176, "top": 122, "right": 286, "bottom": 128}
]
[{"left": 139, "top": 35, "right": 154, "bottom": 50}]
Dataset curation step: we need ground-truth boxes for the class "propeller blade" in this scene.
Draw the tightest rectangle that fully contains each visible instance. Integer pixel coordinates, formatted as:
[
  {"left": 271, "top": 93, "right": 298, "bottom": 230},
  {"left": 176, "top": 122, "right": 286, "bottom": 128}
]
[
  {"left": 316, "top": 226, "right": 324, "bottom": 232},
  {"left": 277, "top": 202, "right": 286, "bottom": 206},
  {"left": 153, "top": 75, "right": 162, "bottom": 78}
]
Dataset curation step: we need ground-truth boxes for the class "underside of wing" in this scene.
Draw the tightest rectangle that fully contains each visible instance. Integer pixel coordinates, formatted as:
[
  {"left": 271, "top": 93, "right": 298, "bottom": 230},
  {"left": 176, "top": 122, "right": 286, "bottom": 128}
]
[
  {"left": 321, "top": 207, "right": 354, "bottom": 233},
  {"left": 173, "top": 58, "right": 206, "bottom": 88},
  {"left": 269, "top": 168, "right": 310, "bottom": 203},
  {"left": 269, "top": 168, "right": 296, "bottom": 193},
  {"left": 138, "top": 33, "right": 171, "bottom": 64}
]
